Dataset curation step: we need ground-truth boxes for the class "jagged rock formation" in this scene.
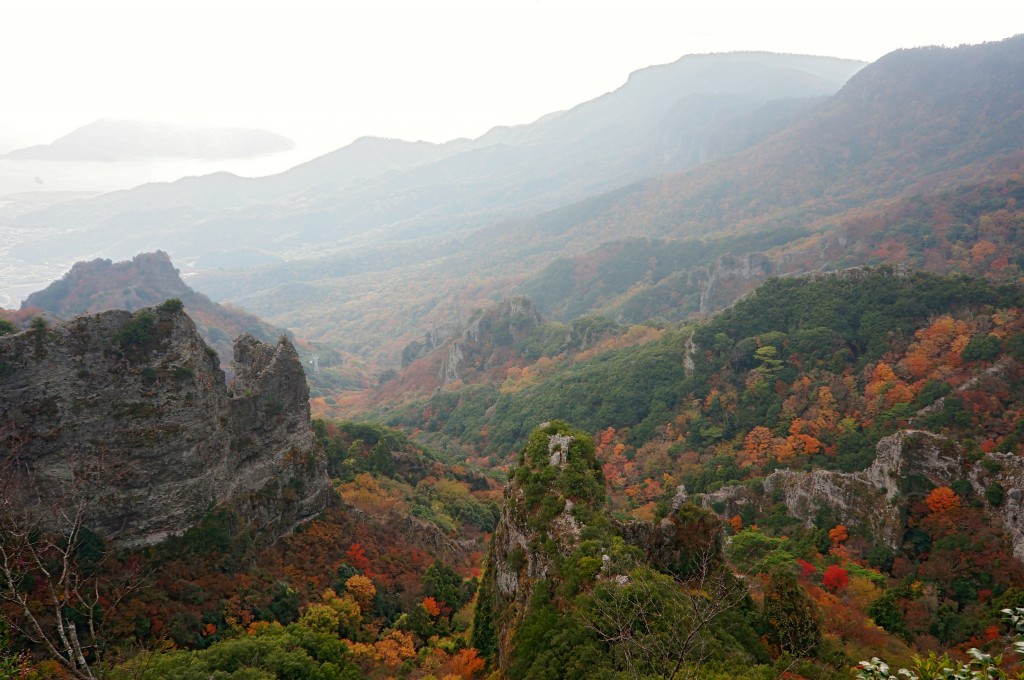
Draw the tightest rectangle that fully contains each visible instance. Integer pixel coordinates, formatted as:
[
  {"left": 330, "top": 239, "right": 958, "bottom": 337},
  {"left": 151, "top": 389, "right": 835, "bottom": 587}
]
[
  {"left": 438, "top": 297, "right": 542, "bottom": 385},
  {"left": 764, "top": 430, "right": 954, "bottom": 550},
  {"left": 0, "top": 304, "right": 331, "bottom": 547},
  {"left": 474, "top": 421, "right": 729, "bottom": 670},
  {"left": 22, "top": 251, "right": 289, "bottom": 372},
  {"left": 702, "top": 429, "right": 1024, "bottom": 558},
  {"left": 482, "top": 425, "right": 596, "bottom": 666},
  {"left": 19, "top": 251, "right": 363, "bottom": 390},
  {"left": 696, "top": 252, "right": 774, "bottom": 315},
  {"left": 400, "top": 321, "right": 459, "bottom": 368},
  {"left": 399, "top": 296, "right": 543, "bottom": 387}
]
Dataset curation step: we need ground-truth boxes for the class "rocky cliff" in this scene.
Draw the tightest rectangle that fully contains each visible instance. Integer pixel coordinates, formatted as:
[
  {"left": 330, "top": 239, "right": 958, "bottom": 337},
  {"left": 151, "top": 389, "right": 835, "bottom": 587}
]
[
  {"left": 702, "top": 429, "right": 1024, "bottom": 559},
  {"left": 476, "top": 424, "right": 595, "bottom": 666},
  {"left": 398, "top": 296, "right": 543, "bottom": 387},
  {"left": 17, "top": 251, "right": 367, "bottom": 392},
  {"left": 437, "top": 297, "right": 542, "bottom": 385},
  {"left": 0, "top": 303, "right": 331, "bottom": 547},
  {"left": 21, "top": 251, "right": 291, "bottom": 376}
]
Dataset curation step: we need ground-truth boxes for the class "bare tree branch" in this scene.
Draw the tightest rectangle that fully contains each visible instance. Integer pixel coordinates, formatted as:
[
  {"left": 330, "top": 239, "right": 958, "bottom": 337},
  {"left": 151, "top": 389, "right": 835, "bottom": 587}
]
[{"left": 0, "top": 427, "right": 146, "bottom": 679}]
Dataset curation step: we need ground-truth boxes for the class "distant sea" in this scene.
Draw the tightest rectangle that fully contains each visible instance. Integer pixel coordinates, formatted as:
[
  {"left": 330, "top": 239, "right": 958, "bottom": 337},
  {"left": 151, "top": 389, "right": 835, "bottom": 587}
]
[
  {"left": 0, "top": 146, "right": 317, "bottom": 196},
  {"left": 0, "top": 146, "right": 319, "bottom": 307}
]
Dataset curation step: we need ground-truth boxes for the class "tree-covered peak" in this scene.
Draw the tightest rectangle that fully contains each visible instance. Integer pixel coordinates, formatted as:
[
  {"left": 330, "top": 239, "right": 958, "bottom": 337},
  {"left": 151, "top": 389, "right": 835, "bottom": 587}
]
[{"left": 514, "top": 421, "right": 606, "bottom": 515}]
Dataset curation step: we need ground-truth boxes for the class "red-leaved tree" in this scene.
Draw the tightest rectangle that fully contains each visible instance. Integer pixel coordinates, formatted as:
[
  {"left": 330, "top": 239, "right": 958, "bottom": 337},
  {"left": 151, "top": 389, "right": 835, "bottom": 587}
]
[{"left": 822, "top": 564, "right": 849, "bottom": 593}]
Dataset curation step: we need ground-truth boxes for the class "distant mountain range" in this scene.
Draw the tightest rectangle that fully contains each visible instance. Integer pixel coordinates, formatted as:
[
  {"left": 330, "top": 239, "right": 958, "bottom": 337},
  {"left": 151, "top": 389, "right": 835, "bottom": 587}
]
[
  {"left": 187, "top": 37, "right": 1024, "bottom": 362},
  {"left": 11, "top": 38, "right": 1024, "bottom": 369},
  {"left": 8, "top": 52, "right": 862, "bottom": 267},
  {"left": 3, "top": 119, "right": 294, "bottom": 161}
]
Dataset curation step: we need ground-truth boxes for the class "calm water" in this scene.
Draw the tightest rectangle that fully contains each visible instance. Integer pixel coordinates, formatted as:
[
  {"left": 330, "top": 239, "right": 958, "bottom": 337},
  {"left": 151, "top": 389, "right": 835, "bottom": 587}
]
[{"left": 0, "top": 146, "right": 318, "bottom": 196}]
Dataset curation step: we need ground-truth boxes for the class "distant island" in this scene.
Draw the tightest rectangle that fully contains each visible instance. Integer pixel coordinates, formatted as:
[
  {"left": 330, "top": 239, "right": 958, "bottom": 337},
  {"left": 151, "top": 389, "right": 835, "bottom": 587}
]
[{"left": 3, "top": 118, "right": 294, "bottom": 161}]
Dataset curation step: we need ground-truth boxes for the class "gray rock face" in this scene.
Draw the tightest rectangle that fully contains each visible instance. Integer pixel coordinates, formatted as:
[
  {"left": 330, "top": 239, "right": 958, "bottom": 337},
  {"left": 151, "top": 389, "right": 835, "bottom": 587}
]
[
  {"left": 436, "top": 296, "right": 542, "bottom": 385},
  {"left": 705, "top": 429, "right": 1024, "bottom": 559},
  {"left": 755, "top": 431, "right": 957, "bottom": 549},
  {"left": 483, "top": 425, "right": 591, "bottom": 668},
  {"left": 697, "top": 253, "right": 773, "bottom": 315},
  {"left": 401, "top": 321, "right": 460, "bottom": 368},
  {"left": 968, "top": 452, "right": 1024, "bottom": 559},
  {"left": 0, "top": 306, "right": 331, "bottom": 547},
  {"left": 490, "top": 486, "right": 553, "bottom": 603},
  {"left": 397, "top": 297, "right": 544, "bottom": 388},
  {"left": 547, "top": 433, "right": 574, "bottom": 467}
]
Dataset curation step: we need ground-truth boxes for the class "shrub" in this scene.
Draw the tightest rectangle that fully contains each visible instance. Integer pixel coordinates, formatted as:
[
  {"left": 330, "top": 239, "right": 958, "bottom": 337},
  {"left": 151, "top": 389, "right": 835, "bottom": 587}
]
[
  {"left": 158, "top": 298, "right": 185, "bottom": 313},
  {"left": 117, "top": 311, "right": 157, "bottom": 347},
  {"left": 985, "top": 482, "right": 1005, "bottom": 507}
]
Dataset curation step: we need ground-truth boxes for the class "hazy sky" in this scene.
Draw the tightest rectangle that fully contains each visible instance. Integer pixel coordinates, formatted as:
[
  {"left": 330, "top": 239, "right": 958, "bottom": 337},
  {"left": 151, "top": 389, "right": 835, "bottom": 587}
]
[{"left": 3, "top": 0, "right": 1022, "bottom": 156}]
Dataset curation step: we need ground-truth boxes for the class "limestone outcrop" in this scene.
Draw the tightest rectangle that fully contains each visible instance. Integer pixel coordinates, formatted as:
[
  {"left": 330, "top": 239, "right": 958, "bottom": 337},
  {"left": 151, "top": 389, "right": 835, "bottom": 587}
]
[
  {"left": 19, "top": 251, "right": 295, "bottom": 381},
  {"left": 702, "top": 429, "right": 1024, "bottom": 559},
  {"left": 437, "top": 297, "right": 542, "bottom": 385},
  {"left": 0, "top": 304, "right": 331, "bottom": 547},
  {"left": 398, "top": 296, "right": 543, "bottom": 387}
]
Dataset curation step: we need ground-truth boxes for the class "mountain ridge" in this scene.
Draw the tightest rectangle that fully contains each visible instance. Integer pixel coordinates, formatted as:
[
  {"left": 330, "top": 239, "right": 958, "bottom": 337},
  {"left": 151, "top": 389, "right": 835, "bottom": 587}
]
[
  {"left": 8, "top": 51, "right": 862, "bottom": 267},
  {"left": 18, "top": 251, "right": 370, "bottom": 391},
  {"left": 178, "top": 37, "right": 1024, "bottom": 367},
  {"left": 4, "top": 118, "right": 295, "bottom": 161}
]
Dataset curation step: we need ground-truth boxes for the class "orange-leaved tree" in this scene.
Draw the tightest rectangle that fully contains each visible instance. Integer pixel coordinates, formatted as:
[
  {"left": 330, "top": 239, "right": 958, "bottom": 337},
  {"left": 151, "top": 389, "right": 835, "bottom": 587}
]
[
  {"left": 924, "top": 486, "right": 960, "bottom": 514},
  {"left": 828, "top": 524, "right": 848, "bottom": 547},
  {"left": 345, "top": 574, "right": 376, "bottom": 611}
]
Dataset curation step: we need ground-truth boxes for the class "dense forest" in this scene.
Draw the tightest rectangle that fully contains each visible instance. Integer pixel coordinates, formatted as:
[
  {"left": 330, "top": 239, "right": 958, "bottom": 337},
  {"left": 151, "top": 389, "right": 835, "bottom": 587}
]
[{"left": 8, "top": 268, "right": 1023, "bottom": 677}]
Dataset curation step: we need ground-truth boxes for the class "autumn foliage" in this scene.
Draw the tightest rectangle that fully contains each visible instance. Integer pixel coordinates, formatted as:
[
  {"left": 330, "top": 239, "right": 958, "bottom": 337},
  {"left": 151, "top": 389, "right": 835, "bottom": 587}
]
[
  {"left": 828, "top": 525, "right": 848, "bottom": 547},
  {"left": 924, "top": 486, "right": 960, "bottom": 514},
  {"left": 822, "top": 565, "right": 849, "bottom": 592}
]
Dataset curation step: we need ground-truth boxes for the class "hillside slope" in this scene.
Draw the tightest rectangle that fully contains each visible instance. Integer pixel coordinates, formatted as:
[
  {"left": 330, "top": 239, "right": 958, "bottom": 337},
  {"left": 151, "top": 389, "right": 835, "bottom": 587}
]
[
  {"left": 368, "top": 269, "right": 1024, "bottom": 671},
  {"left": 190, "top": 37, "right": 1024, "bottom": 366}
]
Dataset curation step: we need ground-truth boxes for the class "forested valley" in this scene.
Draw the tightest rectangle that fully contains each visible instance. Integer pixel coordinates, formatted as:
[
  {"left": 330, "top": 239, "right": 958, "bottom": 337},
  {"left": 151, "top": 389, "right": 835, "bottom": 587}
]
[{"left": 4, "top": 35, "right": 1024, "bottom": 680}]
